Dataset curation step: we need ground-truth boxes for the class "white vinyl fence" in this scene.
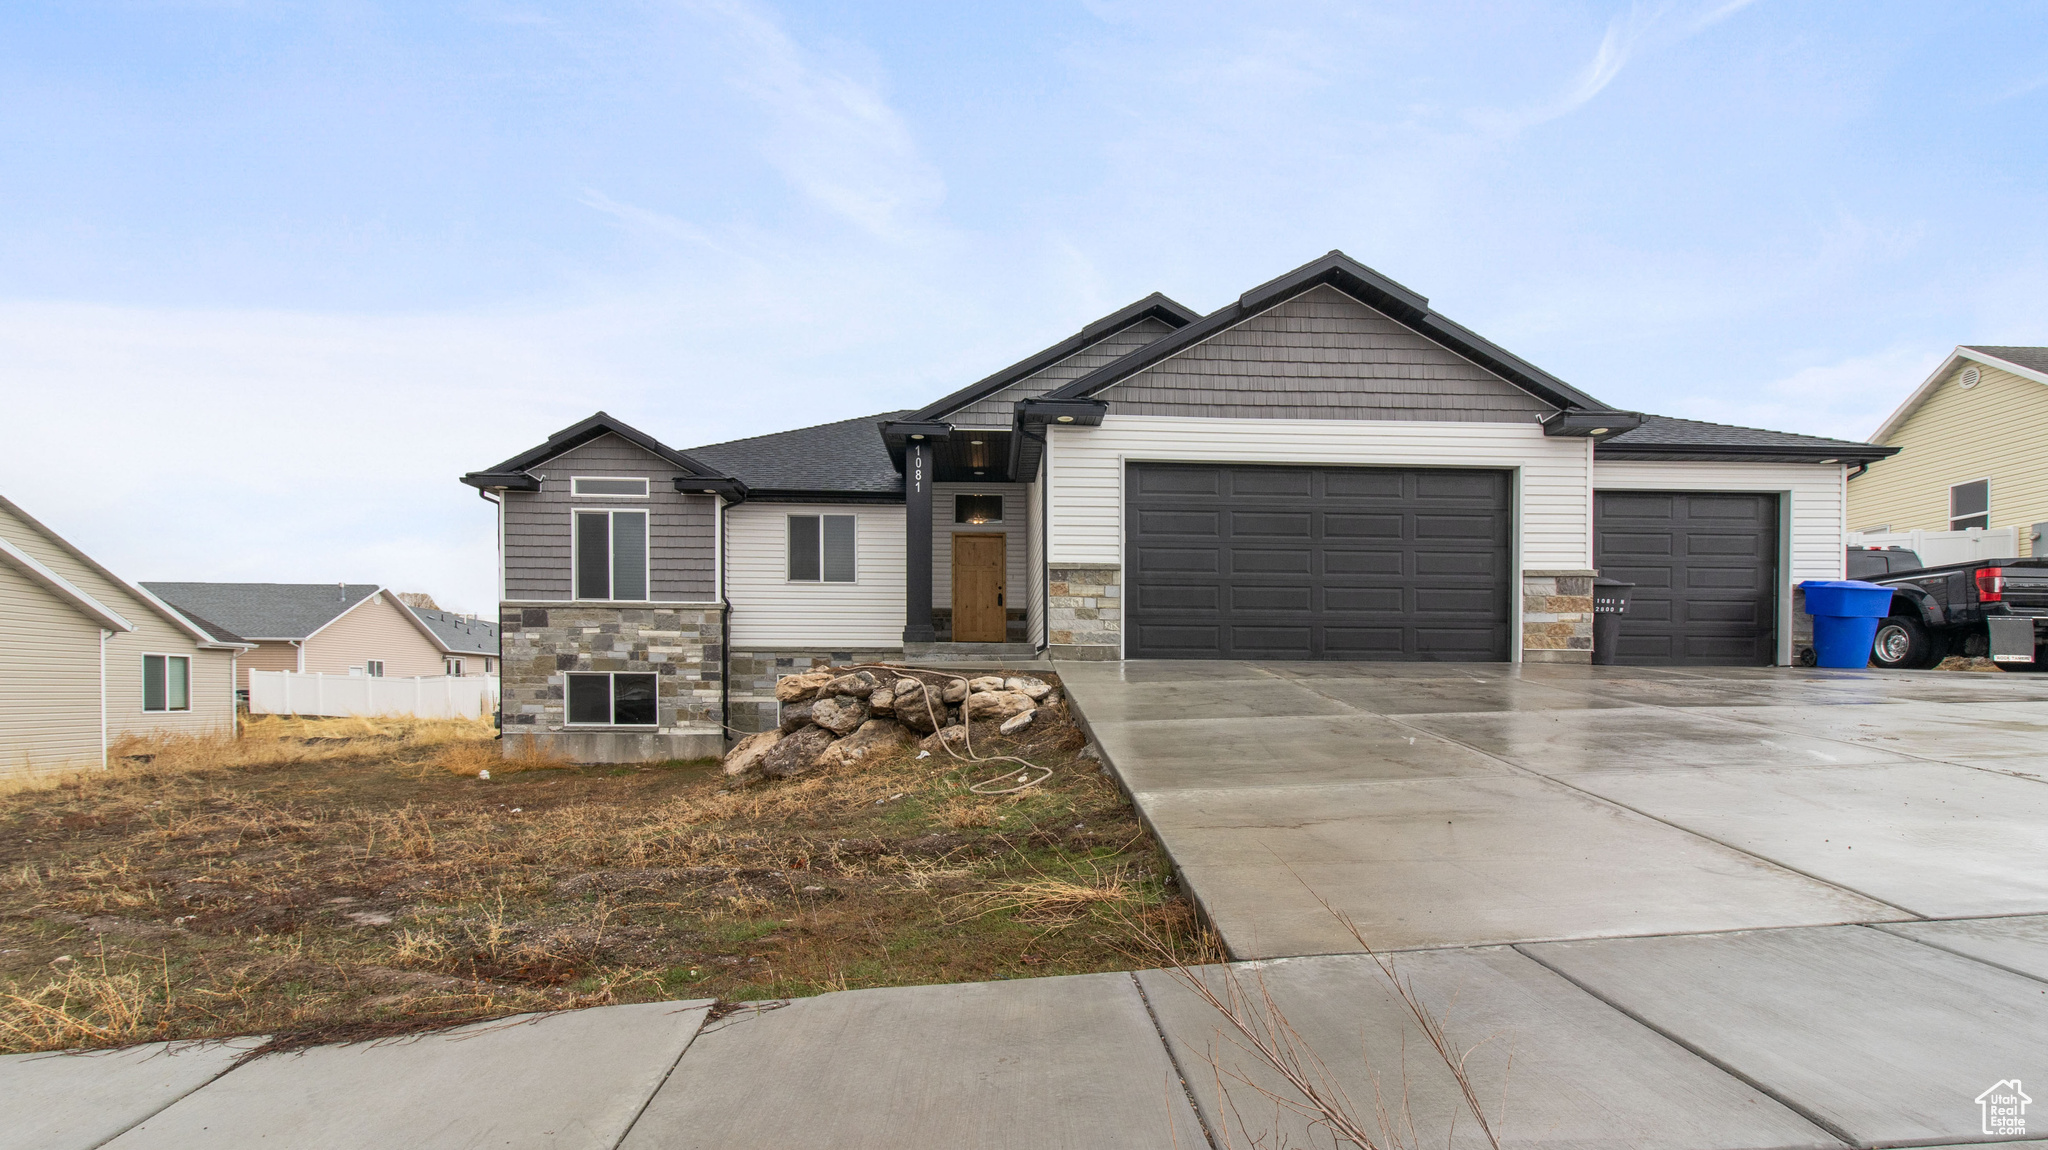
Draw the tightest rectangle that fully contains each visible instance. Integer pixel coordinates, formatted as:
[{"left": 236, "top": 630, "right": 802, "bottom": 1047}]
[
  {"left": 1845, "top": 527, "right": 2022, "bottom": 568},
  {"left": 249, "top": 671, "right": 500, "bottom": 720}
]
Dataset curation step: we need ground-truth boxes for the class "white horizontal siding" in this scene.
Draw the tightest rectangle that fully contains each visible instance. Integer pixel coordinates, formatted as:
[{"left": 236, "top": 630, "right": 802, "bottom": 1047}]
[
  {"left": 1045, "top": 415, "right": 1594, "bottom": 570},
  {"left": 727, "top": 502, "right": 905, "bottom": 647},
  {"left": 1594, "top": 459, "right": 1849, "bottom": 665},
  {"left": 1593, "top": 460, "right": 1848, "bottom": 581}
]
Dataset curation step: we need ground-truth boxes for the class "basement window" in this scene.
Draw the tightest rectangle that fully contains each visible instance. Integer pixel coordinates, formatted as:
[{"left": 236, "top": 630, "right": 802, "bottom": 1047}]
[
  {"left": 142, "top": 654, "right": 190, "bottom": 712},
  {"left": 954, "top": 494, "right": 1003, "bottom": 525},
  {"left": 567, "top": 672, "right": 658, "bottom": 726},
  {"left": 1951, "top": 479, "right": 1990, "bottom": 531}
]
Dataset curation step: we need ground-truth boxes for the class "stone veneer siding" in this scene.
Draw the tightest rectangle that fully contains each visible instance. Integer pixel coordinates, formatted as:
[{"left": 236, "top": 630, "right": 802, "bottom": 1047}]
[
  {"left": 1522, "top": 570, "right": 1594, "bottom": 664},
  {"left": 726, "top": 646, "right": 903, "bottom": 736},
  {"left": 1048, "top": 565, "right": 1121, "bottom": 660},
  {"left": 496, "top": 602, "right": 725, "bottom": 762}
]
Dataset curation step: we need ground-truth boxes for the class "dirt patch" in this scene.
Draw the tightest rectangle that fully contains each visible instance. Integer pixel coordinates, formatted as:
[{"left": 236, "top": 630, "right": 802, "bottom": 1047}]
[{"left": 0, "top": 689, "right": 1215, "bottom": 1053}]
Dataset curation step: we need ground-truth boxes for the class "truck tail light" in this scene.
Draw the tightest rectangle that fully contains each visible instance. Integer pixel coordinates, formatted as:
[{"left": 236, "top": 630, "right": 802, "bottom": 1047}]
[{"left": 1977, "top": 567, "right": 2006, "bottom": 602}]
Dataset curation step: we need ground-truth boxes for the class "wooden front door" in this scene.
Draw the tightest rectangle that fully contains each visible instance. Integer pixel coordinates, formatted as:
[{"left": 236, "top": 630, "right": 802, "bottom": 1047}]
[{"left": 952, "top": 533, "right": 1007, "bottom": 643}]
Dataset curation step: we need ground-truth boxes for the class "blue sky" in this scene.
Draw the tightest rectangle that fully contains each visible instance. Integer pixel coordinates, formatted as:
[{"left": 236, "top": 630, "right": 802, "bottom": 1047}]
[{"left": 3, "top": 1, "right": 2044, "bottom": 612}]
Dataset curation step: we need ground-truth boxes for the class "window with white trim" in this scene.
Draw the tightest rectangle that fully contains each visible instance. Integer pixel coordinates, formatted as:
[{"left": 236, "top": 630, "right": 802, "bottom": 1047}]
[
  {"left": 574, "top": 509, "right": 650, "bottom": 600},
  {"left": 445, "top": 657, "right": 466, "bottom": 677},
  {"left": 566, "top": 672, "right": 658, "bottom": 726},
  {"left": 571, "top": 476, "right": 650, "bottom": 497},
  {"left": 1951, "top": 479, "right": 1990, "bottom": 531},
  {"left": 365, "top": 659, "right": 385, "bottom": 678},
  {"left": 143, "top": 655, "right": 190, "bottom": 712},
  {"left": 788, "top": 514, "right": 856, "bottom": 582}
]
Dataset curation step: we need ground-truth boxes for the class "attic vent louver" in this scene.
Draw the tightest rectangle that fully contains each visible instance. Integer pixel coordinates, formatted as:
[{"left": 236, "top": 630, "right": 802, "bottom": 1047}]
[{"left": 1959, "top": 366, "right": 1982, "bottom": 389}]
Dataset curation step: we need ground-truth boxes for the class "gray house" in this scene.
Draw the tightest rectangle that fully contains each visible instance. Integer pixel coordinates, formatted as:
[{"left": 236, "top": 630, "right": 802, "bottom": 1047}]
[{"left": 463, "top": 251, "right": 1895, "bottom": 762}]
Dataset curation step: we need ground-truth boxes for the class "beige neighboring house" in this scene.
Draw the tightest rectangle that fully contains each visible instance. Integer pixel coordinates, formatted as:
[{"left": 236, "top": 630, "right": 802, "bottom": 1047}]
[
  {"left": 1851, "top": 346, "right": 2048, "bottom": 552},
  {"left": 142, "top": 583, "right": 496, "bottom": 691},
  {"left": 0, "top": 496, "right": 249, "bottom": 775}
]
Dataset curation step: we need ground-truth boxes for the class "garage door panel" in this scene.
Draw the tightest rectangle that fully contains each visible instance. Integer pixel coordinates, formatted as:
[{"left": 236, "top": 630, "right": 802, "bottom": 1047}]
[
  {"left": 1229, "top": 470, "right": 1313, "bottom": 497},
  {"left": 1232, "top": 586, "right": 1313, "bottom": 611},
  {"left": 1128, "top": 463, "right": 1511, "bottom": 660},
  {"left": 1323, "top": 471, "right": 1405, "bottom": 498},
  {"left": 1138, "top": 585, "right": 1220, "bottom": 611},
  {"left": 1324, "top": 550, "right": 1406, "bottom": 575},
  {"left": 1138, "top": 510, "right": 1220, "bottom": 536},
  {"left": 1323, "top": 514, "right": 1404, "bottom": 538},
  {"left": 1139, "top": 548, "right": 1221, "bottom": 573},
  {"left": 1231, "top": 512, "right": 1313, "bottom": 537},
  {"left": 1323, "top": 627, "right": 1407, "bottom": 654},
  {"left": 1595, "top": 491, "right": 1777, "bottom": 667},
  {"left": 1323, "top": 587, "right": 1405, "bottom": 613},
  {"left": 1232, "top": 549, "right": 1311, "bottom": 574}
]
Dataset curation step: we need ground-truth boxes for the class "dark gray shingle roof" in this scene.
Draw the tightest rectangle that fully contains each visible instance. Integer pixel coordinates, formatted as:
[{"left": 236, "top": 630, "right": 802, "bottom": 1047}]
[
  {"left": 687, "top": 412, "right": 911, "bottom": 499},
  {"left": 1964, "top": 346, "right": 2048, "bottom": 375},
  {"left": 409, "top": 606, "right": 498, "bottom": 656},
  {"left": 1599, "top": 415, "right": 1894, "bottom": 460},
  {"left": 142, "top": 582, "right": 381, "bottom": 641}
]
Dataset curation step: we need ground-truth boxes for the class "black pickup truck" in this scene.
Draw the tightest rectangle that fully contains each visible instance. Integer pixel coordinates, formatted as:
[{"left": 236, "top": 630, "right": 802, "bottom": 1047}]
[{"left": 1860, "top": 558, "right": 2048, "bottom": 670}]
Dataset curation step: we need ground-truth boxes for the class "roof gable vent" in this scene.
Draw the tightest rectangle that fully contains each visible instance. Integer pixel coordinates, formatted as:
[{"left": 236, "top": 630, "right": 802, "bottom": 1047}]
[{"left": 1959, "top": 366, "right": 1982, "bottom": 389}]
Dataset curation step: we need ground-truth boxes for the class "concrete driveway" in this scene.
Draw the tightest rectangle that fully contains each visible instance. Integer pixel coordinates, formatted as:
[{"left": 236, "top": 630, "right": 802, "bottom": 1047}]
[
  {"left": 16, "top": 661, "right": 2048, "bottom": 1150},
  {"left": 1058, "top": 659, "right": 2048, "bottom": 958}
]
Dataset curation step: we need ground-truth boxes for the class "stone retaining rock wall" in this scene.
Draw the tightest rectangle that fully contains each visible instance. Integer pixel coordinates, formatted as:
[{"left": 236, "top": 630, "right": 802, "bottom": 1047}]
[
  {"left": 727, "top": 646, "right": 903, "bottom": 736},
  {"left": 1048, "top": 565, "right": 1120, "bottom": 661}
]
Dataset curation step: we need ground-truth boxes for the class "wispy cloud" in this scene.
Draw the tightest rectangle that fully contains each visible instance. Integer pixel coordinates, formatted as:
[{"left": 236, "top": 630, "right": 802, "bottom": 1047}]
[
  {"left": 1473, "top": 0, "right": 1767, "bottom": 132},
  {"left": 688, "top": 0, "right": 945, "bottom": 240},
  {"left": 1666, "top": 345, "right": 1944, "bottom": 442}
]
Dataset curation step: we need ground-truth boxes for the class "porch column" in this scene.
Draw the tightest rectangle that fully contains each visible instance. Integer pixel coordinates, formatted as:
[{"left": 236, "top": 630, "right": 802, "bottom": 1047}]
[{"left": 903, "top": 439, "right": 937, "bottom": 644}]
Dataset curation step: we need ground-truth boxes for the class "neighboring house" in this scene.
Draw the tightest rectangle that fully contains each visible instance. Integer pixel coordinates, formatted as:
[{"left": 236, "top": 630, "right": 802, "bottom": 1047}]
[
  {"left": 1850, "top": 346, "right": 2048, "bottom": 553},
  {"left": 142, "top": 583, "right": 488, "bottom": 690},
  {"left": 463, "top": 251, "right": 1896, "bottom": 762},
  {"left": 1, "top": 495, "right": 249, "bottom": 775},
  {"left": 408, "top": 606, "right": 500, "bottom": 677}
]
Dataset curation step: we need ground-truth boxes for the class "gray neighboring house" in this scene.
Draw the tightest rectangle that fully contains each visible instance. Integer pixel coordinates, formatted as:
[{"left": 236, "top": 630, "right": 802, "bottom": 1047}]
[
  {"left": 145, "top": 583, "right": 494, "bottom": 691},
  {"left": 463, "top": 250, "right": 1896, "bottom": 763}
]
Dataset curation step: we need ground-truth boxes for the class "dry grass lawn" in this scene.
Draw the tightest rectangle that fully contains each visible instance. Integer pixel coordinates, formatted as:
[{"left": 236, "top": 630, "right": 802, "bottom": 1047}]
[{"left": 0, "top": 694, "right": 1215, "bottom": 1054}]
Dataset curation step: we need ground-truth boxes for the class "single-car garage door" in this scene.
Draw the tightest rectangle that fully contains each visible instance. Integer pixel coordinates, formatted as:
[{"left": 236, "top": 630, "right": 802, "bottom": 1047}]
[
  {"left": 1126, "top": 463, "right": 1513, "bottom": 660},
  {"left": 1594, "top": 491, "right": 1779, "bottom": 665}
]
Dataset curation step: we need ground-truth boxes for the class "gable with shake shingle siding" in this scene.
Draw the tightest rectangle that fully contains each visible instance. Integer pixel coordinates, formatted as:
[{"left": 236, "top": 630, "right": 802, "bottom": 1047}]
[
  {"left": 948, "top": 317, "right": 1180, "bottom": 427},
  {"left": 1096, "top": 285, "right": 1556, "bottom": 422},
  {"left": 501, "top": 432, "right": 718, "bottom": 602}
]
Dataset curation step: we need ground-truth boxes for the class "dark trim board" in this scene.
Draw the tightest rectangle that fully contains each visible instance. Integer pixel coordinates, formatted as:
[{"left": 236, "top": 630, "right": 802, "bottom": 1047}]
[
  {"left": 1124, "top": 462, "right": 1514, "bottom": 661},
  {"left": 1594, "top": 490, "right": 1781, "bottom": 666}
]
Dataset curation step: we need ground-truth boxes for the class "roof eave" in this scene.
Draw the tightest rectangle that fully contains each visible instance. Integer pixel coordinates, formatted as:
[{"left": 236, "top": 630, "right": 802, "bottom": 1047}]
[
  {"left": 1595, "top": 443, "right": 1900, "bottom": 464},
  {"left": 466, "top": 412, "right": 740, "bottom": 488}
]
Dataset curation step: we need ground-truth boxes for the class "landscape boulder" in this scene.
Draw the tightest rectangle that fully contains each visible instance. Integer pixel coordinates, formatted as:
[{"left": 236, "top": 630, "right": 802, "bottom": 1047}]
[
  {"left": 823, "top": 670, "right": 880, "bottom": 698},
  {"left": 1005, "top": 676, "right": 1054, "bottom": 700},
  {"left": 967, "top": 675, "right": 1007, "bottom": 694},
  {"left": 775, "top": 671, "right": 835, "bottom": 703},
  {"left": 940, "top": 678, "right": 969, "bottom": 703},
  {"left": 869, "top": 686, "right": 896, "bottom": 715},
  {"left": 999, "top": 709, "right": 1036, "bottom": 735},
  {"left": 779, "top": 699, "right": 817, "bottom": 733},
  {"left": 760, "top": 725, "right": 838, "bottom": 779},
  {"left": 893, "top": 684, "right": 944, "bottom": 733},
  {"left": 963, "top": 689, "right": 1035, "bottom": 723},
  {"left": 721, "top": 729, "right": 782, "bottom": 779},
  {"left": 815, "top": 719, "right": 913, "bottom": 770},
  {"left": 810, "top": 694, "right": 872, "bottom": 736}
]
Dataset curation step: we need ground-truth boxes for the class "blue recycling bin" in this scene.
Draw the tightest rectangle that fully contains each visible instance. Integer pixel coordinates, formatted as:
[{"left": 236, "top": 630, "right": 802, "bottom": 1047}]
[{"left": 1800, "top": 579, "right": 1895, "bottom": 668}]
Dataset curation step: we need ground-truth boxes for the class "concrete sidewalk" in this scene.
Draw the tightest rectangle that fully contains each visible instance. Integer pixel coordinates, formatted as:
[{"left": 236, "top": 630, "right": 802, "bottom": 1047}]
[{"left": 14, "top": 925, "right": 2046, "bottom": 1148}]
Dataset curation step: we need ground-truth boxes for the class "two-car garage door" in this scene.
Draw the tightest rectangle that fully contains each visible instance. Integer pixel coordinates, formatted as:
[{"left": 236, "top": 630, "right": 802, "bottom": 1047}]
[
  {"left": 1125, "top": 463, "right": 1513, "bottom": 661},
  {"left": 1124, "top": 464, "right": 1781, "bottom": 665}
]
